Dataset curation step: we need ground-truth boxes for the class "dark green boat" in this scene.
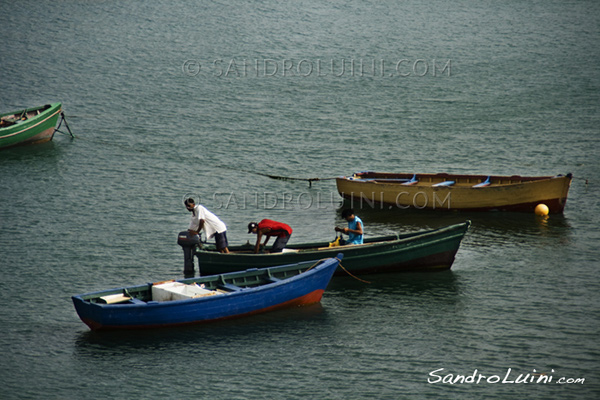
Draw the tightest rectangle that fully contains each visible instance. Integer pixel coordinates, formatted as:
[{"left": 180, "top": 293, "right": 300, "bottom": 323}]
[
  {"left": 0, "top": 103, "right": 62, "bottom": 149},
  {"left": 192, "top": 221, "right": 470, "bottom": 276}
]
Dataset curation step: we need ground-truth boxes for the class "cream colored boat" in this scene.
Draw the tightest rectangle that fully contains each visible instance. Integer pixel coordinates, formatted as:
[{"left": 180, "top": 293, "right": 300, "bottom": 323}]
[{"left": 336, "top": 171, "right": 572, "bottom": 213}]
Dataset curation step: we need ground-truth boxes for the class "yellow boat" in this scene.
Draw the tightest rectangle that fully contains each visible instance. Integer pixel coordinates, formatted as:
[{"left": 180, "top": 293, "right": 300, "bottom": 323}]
[{"left": 336, "top": 172, "right": 572, "bottom": 214}]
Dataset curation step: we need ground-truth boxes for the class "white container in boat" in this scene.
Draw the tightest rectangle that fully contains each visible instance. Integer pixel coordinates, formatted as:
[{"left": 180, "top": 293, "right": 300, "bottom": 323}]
[{"left": 152, "top": 281, "right": 220, "bottom": 301}]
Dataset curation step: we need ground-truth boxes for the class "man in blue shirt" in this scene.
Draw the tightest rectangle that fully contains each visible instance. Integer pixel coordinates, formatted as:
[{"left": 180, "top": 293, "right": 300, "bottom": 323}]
[{"left": 335, "top": 208, "right": 364, "bottom": 245}]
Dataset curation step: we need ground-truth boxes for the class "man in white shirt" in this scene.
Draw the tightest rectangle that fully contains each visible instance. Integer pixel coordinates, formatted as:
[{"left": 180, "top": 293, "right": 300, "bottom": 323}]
[{"left": 184, "top": 198, "right": 230, "bottom": 253}]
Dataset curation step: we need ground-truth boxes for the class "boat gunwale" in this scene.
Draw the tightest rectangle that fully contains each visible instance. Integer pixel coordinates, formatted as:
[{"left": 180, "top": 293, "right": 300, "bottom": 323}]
[{"left": 194, "top": 221, "right": 471, "bottom": 258}]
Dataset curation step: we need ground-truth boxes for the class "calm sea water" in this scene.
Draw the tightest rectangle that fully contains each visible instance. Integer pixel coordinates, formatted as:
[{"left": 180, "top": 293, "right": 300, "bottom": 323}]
[{"left": 1, "top": 0, "right": 599, "bottom": 399}]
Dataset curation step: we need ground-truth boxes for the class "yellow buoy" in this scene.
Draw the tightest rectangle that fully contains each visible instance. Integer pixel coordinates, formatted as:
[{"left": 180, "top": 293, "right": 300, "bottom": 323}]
[{"left": 535, "top": 203, "right": 549, "bottom": 216}]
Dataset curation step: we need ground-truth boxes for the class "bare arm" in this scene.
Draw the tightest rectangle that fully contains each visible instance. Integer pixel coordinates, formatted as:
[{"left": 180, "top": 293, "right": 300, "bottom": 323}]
[
  {"left": 336, "top": 221, "right": 363, "bottom": 235},
  {"left": 254, "top": 228, "right": 272, "bottom": 253},
  {"left": 350, "top": 221, "right": 363, "bottom": 235},
  {"left": 188, "top": 219, "right": 205, "bottom": 236},
  {"left": 254, "top": 230, "right": 263, "bottom": 254}
]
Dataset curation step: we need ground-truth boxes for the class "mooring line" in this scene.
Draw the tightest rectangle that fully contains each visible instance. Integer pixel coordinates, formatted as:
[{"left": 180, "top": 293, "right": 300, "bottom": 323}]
[
  {"left": 220, "top": 166, "right": 337, "bottom": 187},
  {"left": 53, "top": 112, "right": 75, "bottom": 138},
  {"left": 305, "top": 257, "right": 370, "bottom": 284},
  {"left": 337, "top": 260, "right": 371, "bottom": 283}
]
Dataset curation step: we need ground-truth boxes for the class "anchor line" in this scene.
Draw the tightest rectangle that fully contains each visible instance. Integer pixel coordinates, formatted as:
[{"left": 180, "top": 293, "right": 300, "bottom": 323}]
[
  {"left": 220, "top": 166, "right": 337, "bottom": 187},
  {"left": 305, "top": 257, "right": 371, "bottom": 284},
  {"left": 54, "top": 112, "right": 75, "bottom": 138}
]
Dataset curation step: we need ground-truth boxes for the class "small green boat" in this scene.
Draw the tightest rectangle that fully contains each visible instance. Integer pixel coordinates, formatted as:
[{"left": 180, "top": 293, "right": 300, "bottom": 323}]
[
  {"left": 190, "top": 221, "right": 471, "bottom": 276},
  {"left": 0, "top": 103, "right": 62, "bottom": 149}
]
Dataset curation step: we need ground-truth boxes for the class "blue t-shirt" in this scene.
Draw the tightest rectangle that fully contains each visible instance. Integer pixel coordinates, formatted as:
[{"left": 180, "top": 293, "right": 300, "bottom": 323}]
[{"left": 346, "top": 216, "right": 364, "bottom": 245}]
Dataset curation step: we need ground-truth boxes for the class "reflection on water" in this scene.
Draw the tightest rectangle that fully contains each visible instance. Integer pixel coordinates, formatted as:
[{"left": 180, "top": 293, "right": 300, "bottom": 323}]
[
  {"left": 330, "top": 269, "right": 460, "bottom": 293},
  {"left": 0, "top": 139, "right": 61, "bottom": 163},
  {"left": 73, "top": 302, "right": 326, "bottom": 354},
  {"left": 337, "top": 200, "right": 572, "bottom": 249}
]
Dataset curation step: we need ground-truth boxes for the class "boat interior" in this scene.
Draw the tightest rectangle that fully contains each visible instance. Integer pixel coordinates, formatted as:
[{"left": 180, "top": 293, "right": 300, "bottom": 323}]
[
  {"left": 0, "top": 104, "right": 52, "bottom": 128},
  {"left": 197, "top": 233, "right": 404, "bottom": 255},
  {"left": 80, "top": 261, "right": 320, "bottom": 305},
  {"left": 349, "top": 172, "right": 555, "bottom": 187}
]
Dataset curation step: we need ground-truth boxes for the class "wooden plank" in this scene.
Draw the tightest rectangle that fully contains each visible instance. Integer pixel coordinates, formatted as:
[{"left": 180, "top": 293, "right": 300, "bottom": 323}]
[
  {"left": 219, "top": 283, "right": 242, "bottom": 292},
  {"left": 100, "top": 293, "right": 131, "bottom": 304}
]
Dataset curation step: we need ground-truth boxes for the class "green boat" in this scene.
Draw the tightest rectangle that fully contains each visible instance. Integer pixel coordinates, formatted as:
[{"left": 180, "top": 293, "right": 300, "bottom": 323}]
[
  {"left": 190, "top": 221, "right": 471, "bottom": 276},
  {"left": 0, "top": 103, "right": 62, "bottom": 149}
]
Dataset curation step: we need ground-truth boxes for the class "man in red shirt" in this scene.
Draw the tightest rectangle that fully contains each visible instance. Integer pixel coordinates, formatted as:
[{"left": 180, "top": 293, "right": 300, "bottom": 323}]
[{"left": 248, "top": 219, "right": 293, "bottom": 254}]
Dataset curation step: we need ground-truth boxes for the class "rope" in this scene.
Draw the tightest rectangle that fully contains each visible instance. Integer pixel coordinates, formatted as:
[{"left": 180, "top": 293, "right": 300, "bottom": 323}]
[
  {"left": 219, "top": 166, "right": 337, "bottom": 187},
  {"left": 54, "top": 112, "right": 75, "bottom": 138},
  {"left": 336, "top": 259, "right": 371, "bottom": 283},
  {"left": 305, "top": 257, "right": 371, "bottom": 284}
]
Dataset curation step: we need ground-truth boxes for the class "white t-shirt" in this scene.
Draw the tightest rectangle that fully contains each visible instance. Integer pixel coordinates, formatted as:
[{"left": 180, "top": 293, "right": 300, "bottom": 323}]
[{"left": 188, "top": 205, "right": 227, "bottom": 239}]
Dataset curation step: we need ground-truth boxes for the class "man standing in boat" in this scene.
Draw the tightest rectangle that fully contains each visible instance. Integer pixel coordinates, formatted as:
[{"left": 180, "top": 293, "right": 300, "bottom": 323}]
[
  {"left": 185, "top": 198, "right": 230, "bottom": 253},
  {"left": 248, "top": 219, "right": 293, "bottom": 254},
  {"left": 335, "top": 209, "right": 364, "bottom": 245}
]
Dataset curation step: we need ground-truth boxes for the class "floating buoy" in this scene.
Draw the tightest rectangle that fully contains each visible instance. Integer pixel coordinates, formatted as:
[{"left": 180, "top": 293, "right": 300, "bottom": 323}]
[{"left": 535, "top": 203, "right": 549, "bottom": 216}]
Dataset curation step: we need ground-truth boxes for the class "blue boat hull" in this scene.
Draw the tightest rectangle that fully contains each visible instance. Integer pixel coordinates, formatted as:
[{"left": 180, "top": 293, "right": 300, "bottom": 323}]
[{"left": 72, "top": 257, "right": 341, "bottom": 331}]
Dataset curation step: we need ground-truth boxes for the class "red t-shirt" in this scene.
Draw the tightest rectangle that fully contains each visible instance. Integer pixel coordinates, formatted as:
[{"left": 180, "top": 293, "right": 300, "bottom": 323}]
[{"left": 258, "top": 219, "right": 292, "bottom": 237}]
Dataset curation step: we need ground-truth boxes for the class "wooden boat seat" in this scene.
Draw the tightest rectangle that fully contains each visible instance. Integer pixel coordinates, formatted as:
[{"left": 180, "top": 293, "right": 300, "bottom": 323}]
[
  {"left": 99, "top": 293, "right": 131, "bottom": 304},
  {"left": 432, "top": 181, "right": 455, "bottom": 187},
  {"left": 218, "top": 283, "right": 243, "bottom": 292}
]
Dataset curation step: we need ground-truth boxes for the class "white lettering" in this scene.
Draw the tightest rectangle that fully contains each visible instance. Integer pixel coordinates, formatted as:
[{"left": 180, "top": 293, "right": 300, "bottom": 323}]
[
  {"left": 428, "top": 368, "right": 584, "bottom": 385},
  {"left": 264, "top": 59, "right": 278, "bottom": 76},
  {"left": 428, "top": 368, "right": 444, "bottom": 384},
  {"left": 502, "top": 368, "right": 515, "bottom": 383},
  {"left": 413, "top": 191, "right": 428, "bottom": 209},
  {"left": 433, "top": 191, "right": 451, "bottom": 209},
  {"left": 395, "top": 191, "right": 410, "bottom": 209}
]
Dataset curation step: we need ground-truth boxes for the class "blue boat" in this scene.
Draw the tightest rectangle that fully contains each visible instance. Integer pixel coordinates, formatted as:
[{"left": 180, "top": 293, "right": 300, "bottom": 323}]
[{"left": 72, "top": 255, "right": 342, "bottom": 331}]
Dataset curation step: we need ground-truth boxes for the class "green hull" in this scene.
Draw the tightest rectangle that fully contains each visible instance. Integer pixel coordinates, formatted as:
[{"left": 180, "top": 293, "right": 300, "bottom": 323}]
[
  {"left": 0, "top": 103, "right": 62, "bottom": 149},
  {"left": 194, "top": 221, "right": 471, "bottom": 276}
]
